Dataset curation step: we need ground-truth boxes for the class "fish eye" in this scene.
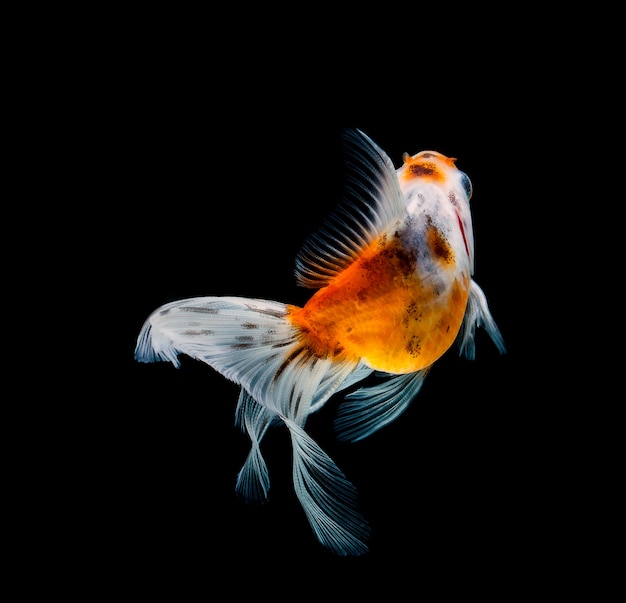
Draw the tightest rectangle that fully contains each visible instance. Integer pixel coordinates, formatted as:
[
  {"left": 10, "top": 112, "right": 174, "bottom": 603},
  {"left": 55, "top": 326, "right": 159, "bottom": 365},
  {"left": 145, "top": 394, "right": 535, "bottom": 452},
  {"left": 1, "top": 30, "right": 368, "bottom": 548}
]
[{"left": 459, "top": 172, "right": 473, "bottom": 200}]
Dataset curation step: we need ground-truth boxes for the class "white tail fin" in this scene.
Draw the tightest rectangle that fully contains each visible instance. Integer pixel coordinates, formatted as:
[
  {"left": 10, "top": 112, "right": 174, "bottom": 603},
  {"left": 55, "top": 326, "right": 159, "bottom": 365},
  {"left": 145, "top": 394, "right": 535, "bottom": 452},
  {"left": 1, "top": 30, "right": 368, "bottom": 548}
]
[
  {"left": 234, "top": 389, "right": 276, "bottom": 504},
  {"left": 286, "top": 418, "right": 371, "bottom": 555},
  {"left": 135, "top": 296, "right": 295, "bottom": 390},
  {"left": 135, "top": 295, "right": 369, "bottom": 554}
]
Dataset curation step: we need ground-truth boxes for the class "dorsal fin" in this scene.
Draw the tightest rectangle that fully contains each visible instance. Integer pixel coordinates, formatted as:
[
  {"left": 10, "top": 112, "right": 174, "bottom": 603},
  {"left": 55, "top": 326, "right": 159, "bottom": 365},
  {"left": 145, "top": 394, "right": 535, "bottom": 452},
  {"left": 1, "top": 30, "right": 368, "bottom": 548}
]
[{"left": 294, "top": 129, "right": 405, "bottom": 288}]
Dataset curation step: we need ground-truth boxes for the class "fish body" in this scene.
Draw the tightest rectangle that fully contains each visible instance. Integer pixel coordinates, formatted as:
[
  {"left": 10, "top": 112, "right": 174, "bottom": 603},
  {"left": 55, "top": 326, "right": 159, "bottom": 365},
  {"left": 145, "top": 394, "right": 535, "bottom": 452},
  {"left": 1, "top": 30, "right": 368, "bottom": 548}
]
[
  {"left": 288, "top": 150, "right": 474, "bottom": 374},
  {"left": 135, "top": 130, "right": 505, "bottom": 555}
]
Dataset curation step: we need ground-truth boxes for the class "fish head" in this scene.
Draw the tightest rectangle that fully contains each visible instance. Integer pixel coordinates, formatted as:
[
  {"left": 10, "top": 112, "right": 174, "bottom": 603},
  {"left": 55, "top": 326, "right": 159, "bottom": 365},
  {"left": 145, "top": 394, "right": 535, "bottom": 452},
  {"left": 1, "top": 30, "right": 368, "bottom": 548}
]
[{"left": 397, "top": 150, "right": 476, "bottom": 274}]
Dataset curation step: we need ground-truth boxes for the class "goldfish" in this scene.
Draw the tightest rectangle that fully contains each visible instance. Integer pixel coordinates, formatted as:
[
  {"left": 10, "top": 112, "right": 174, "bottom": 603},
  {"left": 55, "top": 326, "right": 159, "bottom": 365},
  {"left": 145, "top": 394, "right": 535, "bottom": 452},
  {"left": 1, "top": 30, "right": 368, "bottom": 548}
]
[{"left": 135, "top": 128, "right": 506, "bottom": 556}]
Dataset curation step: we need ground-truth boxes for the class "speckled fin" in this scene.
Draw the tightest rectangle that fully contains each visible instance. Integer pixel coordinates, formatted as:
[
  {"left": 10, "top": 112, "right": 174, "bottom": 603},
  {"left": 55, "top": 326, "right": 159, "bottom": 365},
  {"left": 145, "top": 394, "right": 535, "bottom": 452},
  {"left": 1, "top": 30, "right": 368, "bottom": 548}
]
[
  {"left": 294, "top": 129, "right": 405, "bottom": 288},
  {"left": 135, "top": 295, "right": 372, "bottom": 554}
]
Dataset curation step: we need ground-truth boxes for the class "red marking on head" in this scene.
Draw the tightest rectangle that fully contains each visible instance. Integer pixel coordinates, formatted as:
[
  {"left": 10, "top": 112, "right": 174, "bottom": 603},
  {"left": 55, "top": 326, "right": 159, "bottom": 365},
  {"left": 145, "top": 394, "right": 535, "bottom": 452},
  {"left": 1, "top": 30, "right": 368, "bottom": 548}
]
[{"left": 455, "top": 211, "right": 469, "bottom": 257}]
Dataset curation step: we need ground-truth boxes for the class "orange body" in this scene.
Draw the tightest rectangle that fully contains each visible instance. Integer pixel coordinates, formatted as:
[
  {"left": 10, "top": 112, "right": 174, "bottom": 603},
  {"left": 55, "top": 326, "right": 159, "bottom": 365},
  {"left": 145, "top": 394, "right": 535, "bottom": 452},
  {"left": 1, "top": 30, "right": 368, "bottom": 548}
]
[{"left": 288, "top": 226, "right": 470, "bottom": 374}]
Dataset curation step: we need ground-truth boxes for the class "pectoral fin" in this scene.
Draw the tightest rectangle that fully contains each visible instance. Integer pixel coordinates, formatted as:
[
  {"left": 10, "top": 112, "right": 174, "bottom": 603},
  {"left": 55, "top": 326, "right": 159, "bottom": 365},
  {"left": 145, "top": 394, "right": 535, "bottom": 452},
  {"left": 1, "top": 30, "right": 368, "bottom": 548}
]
[
  {"left": 458, "top": 280, "right": 506, "bottom": 359},
  {"left": 334, "top": 369, "right": 430, "bottom": 442}
]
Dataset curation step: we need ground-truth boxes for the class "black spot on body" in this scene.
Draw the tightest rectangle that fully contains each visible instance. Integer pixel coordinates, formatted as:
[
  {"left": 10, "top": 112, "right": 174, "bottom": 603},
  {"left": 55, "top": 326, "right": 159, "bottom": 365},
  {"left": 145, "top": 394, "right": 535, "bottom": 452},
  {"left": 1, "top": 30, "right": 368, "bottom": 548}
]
[
  {"left": 406, "top": 302, "right": 422, "bottom": 323},
  {"left": 448, "top": 191, "right": 461, "bottom": 210},
  {"left": 433, "top": 239, "right": 451, "bottom": 262},
  {"left": 391, "top": 245, "right": 417, "bottom": 277},
  {"left": 366, "top": 235, "right": 417, "bottom": 280},
  {"left": 406, "top": 335, "right": 421, "bottom": 356},
  {"left": 429, "top": 227, "right": 453, "bottom": 264}
]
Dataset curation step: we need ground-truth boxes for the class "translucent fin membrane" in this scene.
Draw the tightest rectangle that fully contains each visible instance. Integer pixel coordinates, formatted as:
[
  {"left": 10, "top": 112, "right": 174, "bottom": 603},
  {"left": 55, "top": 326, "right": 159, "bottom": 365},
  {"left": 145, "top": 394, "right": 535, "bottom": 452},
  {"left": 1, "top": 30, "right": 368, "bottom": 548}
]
[
  {"left": 295, "top": 129, "right": 404, "bottom": 288},
  {"left": 458, "top": 280, "right": 506, "bottom": 360},
  {"left": 335, "top": 369, "right": 430, "bottom": 442},
  {"left": 287, "top": 419, "right": 371, "bottom": 555}
]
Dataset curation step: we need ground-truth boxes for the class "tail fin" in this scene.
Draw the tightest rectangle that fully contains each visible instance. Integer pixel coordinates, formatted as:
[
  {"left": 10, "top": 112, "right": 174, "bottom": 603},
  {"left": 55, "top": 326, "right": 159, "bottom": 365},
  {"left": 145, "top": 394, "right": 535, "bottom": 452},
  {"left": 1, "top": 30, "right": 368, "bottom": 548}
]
[
  {"left": 234, "top": 389, "right": 276, "bottom": 504},
  {"left": 286, "top": 418, "right": 371, "bottom": 556},
  {"left": 135, "top": 296, "right": 296, "bottom": 395},
  {"left": 135, "top": 295, "right": 370, "bottom": 554}
]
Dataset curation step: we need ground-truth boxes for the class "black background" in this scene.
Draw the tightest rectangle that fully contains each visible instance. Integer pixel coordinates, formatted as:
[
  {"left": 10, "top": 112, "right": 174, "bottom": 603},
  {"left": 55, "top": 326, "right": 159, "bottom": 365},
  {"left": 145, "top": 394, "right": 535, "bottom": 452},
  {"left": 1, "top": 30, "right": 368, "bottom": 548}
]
[{"left": 22, "top": 7, "right": 615, "bottom": 596}]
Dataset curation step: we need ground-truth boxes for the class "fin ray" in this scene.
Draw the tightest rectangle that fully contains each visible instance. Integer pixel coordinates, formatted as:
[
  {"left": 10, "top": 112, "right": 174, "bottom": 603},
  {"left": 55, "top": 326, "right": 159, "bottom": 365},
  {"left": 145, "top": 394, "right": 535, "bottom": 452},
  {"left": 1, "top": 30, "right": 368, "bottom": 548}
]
[
  {"left": 334, "top": 369, "right": 430, "bottom": 442},
  {"left": 136, "top": 296, "right": 300, "bottom": 410},
  {"left": 458, "top": 280, "right": 506, "bottom": 359},
  {"left": 295, "top": 129, "right": 405, "bottom": 288},
  {"left": 286, "top": 418, "right": 370, "bottom": 556},
  {"left": 234, "top": 389, "right": 277, "bottom": 504},
  {"left": 135, "top": 296, "right": 361, "bottom": 418}
]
